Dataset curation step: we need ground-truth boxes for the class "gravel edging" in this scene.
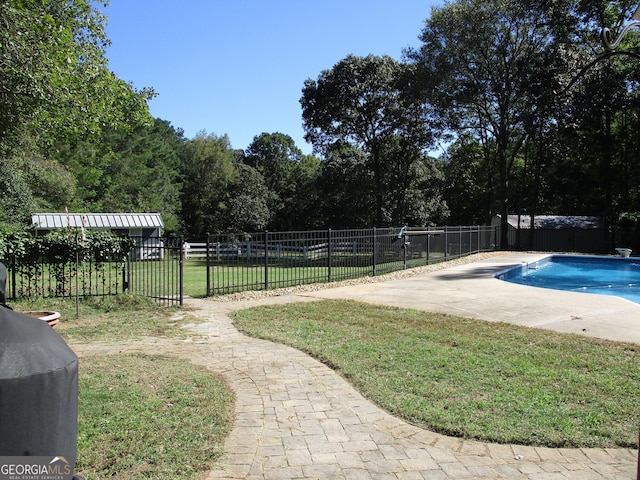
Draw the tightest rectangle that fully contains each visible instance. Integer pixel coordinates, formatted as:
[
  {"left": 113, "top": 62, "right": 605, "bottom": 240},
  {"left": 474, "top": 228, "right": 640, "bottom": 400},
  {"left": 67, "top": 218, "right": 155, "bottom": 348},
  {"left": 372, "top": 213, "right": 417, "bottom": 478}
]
[{"left": 208, "top": 251, "right": 507, "bottom": 302}]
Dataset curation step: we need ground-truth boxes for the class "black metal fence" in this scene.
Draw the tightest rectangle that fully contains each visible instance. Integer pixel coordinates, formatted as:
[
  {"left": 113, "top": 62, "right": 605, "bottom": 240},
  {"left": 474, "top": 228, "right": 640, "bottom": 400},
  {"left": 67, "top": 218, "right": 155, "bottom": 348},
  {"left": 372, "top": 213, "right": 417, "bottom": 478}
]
[
  {"left": 0, "top": 225, "right": 504, "bottom": 302},
  {"left": 11, "top": 223, "right": 634, "bottom": 303},
  {"left": 3, "top": 236, "right": 183, "bottom": 306},
  {"left": 4, "top": 254, "right": 127, "bottom": 300},
  {"left": 125, "top": 237, "right": 183, "bottom": 305},
  {"left": 203, "top": 226, "right": 497, "bottom": 296}
]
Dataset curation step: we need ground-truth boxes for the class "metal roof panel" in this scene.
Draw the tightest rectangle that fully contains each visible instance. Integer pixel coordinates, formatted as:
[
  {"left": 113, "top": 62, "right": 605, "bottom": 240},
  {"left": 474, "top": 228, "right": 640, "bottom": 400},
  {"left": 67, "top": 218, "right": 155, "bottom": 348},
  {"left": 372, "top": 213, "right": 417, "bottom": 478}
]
[{"left": 32, "top": 213, "right": 164, "bottom": 230}]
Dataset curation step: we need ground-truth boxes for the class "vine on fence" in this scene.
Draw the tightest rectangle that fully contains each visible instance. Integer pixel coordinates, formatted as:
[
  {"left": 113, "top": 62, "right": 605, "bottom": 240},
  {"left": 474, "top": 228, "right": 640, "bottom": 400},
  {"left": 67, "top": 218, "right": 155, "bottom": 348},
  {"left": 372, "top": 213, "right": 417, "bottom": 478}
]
[{"left": 0, "top": 228, "right": 135, "bottom": 298}]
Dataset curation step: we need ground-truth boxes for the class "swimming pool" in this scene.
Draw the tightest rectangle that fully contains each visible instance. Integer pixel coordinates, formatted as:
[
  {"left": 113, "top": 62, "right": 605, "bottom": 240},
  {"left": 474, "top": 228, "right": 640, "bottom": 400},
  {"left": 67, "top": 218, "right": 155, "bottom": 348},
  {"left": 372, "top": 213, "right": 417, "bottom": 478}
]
[{"left": 495, "top": 255, "right": 640, "bottom": 305}]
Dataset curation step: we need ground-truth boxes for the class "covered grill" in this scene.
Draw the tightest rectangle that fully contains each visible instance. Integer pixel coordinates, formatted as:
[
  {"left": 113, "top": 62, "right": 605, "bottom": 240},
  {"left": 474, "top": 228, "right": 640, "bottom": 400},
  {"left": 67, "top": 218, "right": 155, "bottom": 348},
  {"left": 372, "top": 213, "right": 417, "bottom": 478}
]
[{"left": 0, "top": 263, "right": 81, "bottom": 478}]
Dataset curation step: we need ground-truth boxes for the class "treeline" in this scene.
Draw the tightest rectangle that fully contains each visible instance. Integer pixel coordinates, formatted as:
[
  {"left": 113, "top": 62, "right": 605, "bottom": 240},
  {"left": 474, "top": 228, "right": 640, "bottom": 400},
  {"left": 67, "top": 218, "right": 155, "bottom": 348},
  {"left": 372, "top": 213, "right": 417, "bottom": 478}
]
[
  {"left": 2, "top": 0, "right": 640, "bottom": 241},
  {"left": 29, "top": 125, "right": 447, "bottom": 237}
]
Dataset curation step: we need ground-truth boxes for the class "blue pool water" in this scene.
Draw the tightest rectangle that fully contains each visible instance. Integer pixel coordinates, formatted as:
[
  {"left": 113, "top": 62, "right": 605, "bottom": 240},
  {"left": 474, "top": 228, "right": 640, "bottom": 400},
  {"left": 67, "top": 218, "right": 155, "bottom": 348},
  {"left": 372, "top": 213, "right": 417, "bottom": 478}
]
[{"left": 495, "top": 255, "right": 640, "bottom": 305}]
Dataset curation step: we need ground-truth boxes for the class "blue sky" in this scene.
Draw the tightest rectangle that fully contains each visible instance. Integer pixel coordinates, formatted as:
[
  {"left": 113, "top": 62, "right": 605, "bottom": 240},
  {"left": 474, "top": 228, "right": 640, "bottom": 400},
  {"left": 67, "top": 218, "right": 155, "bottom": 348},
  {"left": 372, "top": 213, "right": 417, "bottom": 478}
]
[{"left": 104, "top": 1, "right": 439, "bottom": 155}]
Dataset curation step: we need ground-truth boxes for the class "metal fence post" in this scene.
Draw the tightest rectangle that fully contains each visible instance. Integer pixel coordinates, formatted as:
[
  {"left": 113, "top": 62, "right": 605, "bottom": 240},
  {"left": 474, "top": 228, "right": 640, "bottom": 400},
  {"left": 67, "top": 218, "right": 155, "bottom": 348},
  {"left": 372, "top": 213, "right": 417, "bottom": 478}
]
[
  {"left": 327, "top": 228, "right": 332, "bottom": 283},
  {"left": 10, "top": 256, "right": 16, "bottom": 301},
  {"left": 264, "top": 231, "right": 269, "bottom": 291},
  {"left": 444, "top": 227, "right": 448, "bottom": 260},
  {"left": 372, "top": 227, "right": 377, "bottom": 277},
  {"left": 179, "top": 236, "right": 184, "bottom": 306},
  {"left": 206, "top": 233, "right": 211, "bottom": 297},
  {"left": 402, "top": 231, "right": 408, "bottom": 270}
]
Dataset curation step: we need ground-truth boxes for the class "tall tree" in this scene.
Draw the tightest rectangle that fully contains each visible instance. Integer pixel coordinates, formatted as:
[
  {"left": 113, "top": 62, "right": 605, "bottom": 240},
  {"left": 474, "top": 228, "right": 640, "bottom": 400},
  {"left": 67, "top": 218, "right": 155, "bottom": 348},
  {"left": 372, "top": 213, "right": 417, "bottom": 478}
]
[
  {"left": 49, "top": 118, "right": 185, "bottom": 223},
  {"left": 101, "top": 119, "right": 185, "bottom": 232},
  {"left": 225, "top": 161, "right": 271, "bottom": 233},
  {"left": 442, "top": 138, "right": 493, "bottom": 225},
  {"left": 0, "top": 0, "right": 153, "bottom": 155},
  {"left": 378, "top": 136, "right": 448, "bottom": 226},
  {"left": 409, "top": 0, "right": 562, "bottom": 246},
  {"left": 316, "top": 146, "right": 375, "bottom": 228},
  {"left": 0, "top": 160, "right": 36, "bottom": 226},
  {"left": 301, "top": 54, "right": 438, "bottom": 226},
  {"left": 180, "top": 132, "right": 238, "bottom": 237},
  {"left": 554, "top": 2, "right": 640, "bottom": 224}
]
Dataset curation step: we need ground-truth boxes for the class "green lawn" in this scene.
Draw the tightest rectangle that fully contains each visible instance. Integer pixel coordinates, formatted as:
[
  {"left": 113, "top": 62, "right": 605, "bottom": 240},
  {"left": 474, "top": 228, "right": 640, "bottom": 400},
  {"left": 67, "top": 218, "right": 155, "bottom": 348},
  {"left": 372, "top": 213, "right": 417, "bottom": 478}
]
[
  {"left": 12, "top": 280, "right": 636, "bottom": 477},
  {"left": 233, "top": 299, "right": 640, "bottom": 448},
  {"left": 183, "top": 257, "right": 385, "bottom": 297},
  {"left": 76, "top": 354, "right": 232, "bottom": 479},
  {"left": 183, "top": 254, "right": 446, "bottom": 297}
]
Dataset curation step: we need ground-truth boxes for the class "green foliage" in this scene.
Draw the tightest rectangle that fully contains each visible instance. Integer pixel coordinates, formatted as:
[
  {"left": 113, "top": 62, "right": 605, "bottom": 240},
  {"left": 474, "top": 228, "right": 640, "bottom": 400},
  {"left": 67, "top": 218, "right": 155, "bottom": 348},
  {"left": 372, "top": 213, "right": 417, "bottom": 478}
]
[
  {"left": 0, "top": 225, "right": 36, "bottom": 261},
  {"left": 405, "top": 0, "right": 640, "bottom": 241},
  {"left": 0, "top": 159, "right": 37, "bottom": 226},
  {"left": 242, "top": 132, "right": 322, "bottom": 230},
  {"left": 411, "top": 0, "right": 560, "bottom": 240},
  {"left": 0, "top": 227, "right": 135, "bottom": 299},
  {"left": 180, "top": 132, "right": 239, "bottom": 236},
  {"left": 0, "top": 0, "right": 154, "bottom": 156},
  {"left": 316, "top": 146, "right": 375, "bottom": 228},
  {"left": 49, "top": 119, "right": 185, "bottom": 228},
  {"left": 443, "top": 140, "right": 492, "bottom": 224},
  {"left": 226, "top": 161, "right": 271, "bottom": 232},
  {"left": 301, "top": 54, "right": 441, "bottom": 226},
  {"left": 16, "top": 155, "right": 77, "bottom": 210},
  {"left": 0, "top": 228, "right": 134, "bottom": 264},
  {"left": 4, "top": 0, "right": 640, "bottom": 237}
]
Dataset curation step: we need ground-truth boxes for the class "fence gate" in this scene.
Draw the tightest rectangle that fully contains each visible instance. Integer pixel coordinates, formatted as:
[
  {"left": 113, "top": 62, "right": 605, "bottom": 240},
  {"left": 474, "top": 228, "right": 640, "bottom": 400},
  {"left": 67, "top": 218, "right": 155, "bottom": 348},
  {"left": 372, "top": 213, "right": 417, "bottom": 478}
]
[{"left": 125, "top": 236, "right": 183, "bottom": 305}]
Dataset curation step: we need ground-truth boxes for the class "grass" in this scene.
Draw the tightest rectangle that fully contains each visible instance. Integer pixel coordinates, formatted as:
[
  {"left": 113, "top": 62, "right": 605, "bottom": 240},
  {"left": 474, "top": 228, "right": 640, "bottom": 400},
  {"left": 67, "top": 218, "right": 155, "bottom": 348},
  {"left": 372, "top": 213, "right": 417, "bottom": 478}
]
[
  {"left": 10, "top": 296, "right": 234, "bottom": 480},
  {"left": 232, "top": 299, "right": 640, "bottom": 448},
  {"left": 182, "top": 257, "right": 406, "bottom": 297},
  {"left": 76, "top": 354, "right": 233, "bottom": 479},
  {"left": 12, "top": 294, "right": 193, "bottom": 342}
]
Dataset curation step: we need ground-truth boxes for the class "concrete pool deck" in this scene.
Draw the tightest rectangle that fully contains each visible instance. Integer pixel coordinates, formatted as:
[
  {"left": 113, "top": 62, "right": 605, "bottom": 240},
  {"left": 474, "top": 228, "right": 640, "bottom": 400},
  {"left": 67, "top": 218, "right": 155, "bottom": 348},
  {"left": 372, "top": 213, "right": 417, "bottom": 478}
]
[{"left": 303, "top": 252, "right": 640, "bottom": 345}]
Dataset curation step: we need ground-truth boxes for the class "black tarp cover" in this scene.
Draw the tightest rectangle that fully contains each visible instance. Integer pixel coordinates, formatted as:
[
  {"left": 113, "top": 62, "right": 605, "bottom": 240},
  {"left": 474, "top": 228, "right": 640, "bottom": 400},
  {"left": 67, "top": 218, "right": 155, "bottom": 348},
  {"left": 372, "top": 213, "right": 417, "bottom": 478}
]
[{"left": 0, "top": 306, "right": 78, "bottom": 470}]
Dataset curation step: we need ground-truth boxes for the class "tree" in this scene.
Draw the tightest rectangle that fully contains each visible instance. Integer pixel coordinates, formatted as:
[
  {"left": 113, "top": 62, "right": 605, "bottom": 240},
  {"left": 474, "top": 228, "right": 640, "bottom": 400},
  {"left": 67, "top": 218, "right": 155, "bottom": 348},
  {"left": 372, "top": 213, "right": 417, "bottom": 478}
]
[
  {"left": 409, "top": 0, "right": 562, "bottom": 246},
  {"left": 225, "top": 162, "right": 271, "bottom": 233},
  {"left": 0, "top": 0, "right": 153, "bottom": 155},
  {"left": 378, "top": 136, "right": 448, "bottom": 226},
  {"left": 0, "top": 160, "right": 36, "bottom": 226},
  {"left": 180, "top": 132, "right": 238, "bottom": 237},
  {"left": 8, "top": 153, "right": 77, "bottom": 211},
  {"left": 100, "top": 119, "right": 185, "bottom": 232},
  {"left": 316, "top": 146, "right": 375, "bottom": 228},
  {"left": 301, "top": 54, "right": 438, "bottom": 226},
  {"left": 442, "top": 139, "right": 492, "bottom": 225},
  {"left": 555, "top": 2, "right": 640, "bottom": 221},
  {"left": 243, "top": 132, "right": 321, "bottom": 230}
]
